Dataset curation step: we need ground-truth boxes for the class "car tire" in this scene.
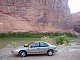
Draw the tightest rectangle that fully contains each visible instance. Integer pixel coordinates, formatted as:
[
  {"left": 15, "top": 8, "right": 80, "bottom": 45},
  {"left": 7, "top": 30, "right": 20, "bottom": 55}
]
[
  {"left": 47, "top": 50, "right": 53, "bottom": 56},
  {"left": 19, "top": 51, "right": 27, "bottom": 57}
]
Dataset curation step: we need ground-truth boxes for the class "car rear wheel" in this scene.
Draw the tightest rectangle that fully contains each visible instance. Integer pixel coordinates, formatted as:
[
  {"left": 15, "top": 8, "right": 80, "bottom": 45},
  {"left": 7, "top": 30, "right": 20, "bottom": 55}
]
[
  {"left": 19, "top": 51, "right": 27, "bottom": 57},
  {"left": 47, "top": 50, "right": 53, "bottom": 56}
]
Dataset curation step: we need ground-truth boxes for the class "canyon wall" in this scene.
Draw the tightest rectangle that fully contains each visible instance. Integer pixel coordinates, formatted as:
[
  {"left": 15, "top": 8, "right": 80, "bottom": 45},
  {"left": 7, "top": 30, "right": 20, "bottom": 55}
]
[
  {"left": 72, "top": 12, "right": 80, "bottom": 33},
  {"left": 0, "top": 0, "right": 73, "bottom": 32}
]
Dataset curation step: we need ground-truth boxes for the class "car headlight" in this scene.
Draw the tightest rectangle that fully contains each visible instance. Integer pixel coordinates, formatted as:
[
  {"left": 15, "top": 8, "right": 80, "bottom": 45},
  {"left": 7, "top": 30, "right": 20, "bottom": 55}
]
[
  {"left": 13, "top": 49, "right": 19, "bottom": 52},
  {"left": 13, "top": 49, "right": 16, "bottom": 52},
  {"left": 54, "top": 46, "right": 57, "bottom": 49}
]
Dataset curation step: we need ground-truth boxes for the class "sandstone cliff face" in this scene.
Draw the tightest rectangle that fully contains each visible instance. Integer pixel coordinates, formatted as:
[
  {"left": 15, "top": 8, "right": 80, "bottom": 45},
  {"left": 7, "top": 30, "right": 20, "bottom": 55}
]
[
  {"left": 0, "top": 0, "right": 73, "bottom": 32},
  {"left": 72, "top": 12, "right": 80, "bottom": 33}
]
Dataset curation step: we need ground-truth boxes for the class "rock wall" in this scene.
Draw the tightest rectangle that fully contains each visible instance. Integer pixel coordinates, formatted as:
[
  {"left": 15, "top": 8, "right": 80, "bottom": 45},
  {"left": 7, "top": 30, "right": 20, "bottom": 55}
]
[
  {"left": 72, "top": 12, "right": 80, "bottom": 33},
  {"left": 0, "top": 0, "right": 73, "bottom": 32}
]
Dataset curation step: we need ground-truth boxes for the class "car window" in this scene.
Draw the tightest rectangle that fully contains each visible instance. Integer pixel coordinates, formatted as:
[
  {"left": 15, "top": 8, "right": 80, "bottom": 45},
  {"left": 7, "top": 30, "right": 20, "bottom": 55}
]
[
  {"left": 30, "top": 42, "right": 39, "bottom": 47},
  {"left": 40, "top": 42, "right": 49, "bottom": 47}
]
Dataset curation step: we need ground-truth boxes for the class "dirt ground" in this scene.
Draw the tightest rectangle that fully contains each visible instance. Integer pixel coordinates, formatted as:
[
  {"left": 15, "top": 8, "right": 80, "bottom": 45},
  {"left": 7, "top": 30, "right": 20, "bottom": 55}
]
[{"left": 0, "top": 45, "right": 80, "bottom": 60}]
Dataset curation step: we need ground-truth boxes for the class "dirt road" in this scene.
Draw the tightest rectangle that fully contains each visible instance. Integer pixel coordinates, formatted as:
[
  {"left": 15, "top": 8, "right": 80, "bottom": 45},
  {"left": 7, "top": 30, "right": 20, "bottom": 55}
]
[{"left": 0, "top": 45, "right": 80, "bottom": 60}]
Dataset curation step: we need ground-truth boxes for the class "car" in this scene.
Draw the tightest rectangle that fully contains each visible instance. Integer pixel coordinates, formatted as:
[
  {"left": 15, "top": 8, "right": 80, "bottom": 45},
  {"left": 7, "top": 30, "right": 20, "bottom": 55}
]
[{"left": 11, "top": 41, "right": 57, "bottom": 57}]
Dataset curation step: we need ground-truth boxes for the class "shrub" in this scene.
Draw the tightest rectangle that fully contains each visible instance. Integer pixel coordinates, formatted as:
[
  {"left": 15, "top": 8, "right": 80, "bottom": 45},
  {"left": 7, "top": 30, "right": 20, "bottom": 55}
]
[
  {"left": 0, "top": 32, "right": 78, "bottom": 38},
  {"left": 63, "top": 32, "right": 78, "bottom": 37},
  {"left": 41, "top": 36, "right": 53, "bottom": 44},
  {"left": 55, "top": 35, "right": 69, "bottom": 45}
]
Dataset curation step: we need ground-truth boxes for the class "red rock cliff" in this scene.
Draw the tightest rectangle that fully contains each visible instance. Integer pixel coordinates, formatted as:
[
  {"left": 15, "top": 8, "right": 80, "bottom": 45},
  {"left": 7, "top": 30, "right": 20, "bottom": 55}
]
[
  {"left": 0, "top": 0, "right": 73, "bottom": 32},
  {"left": 72, "top": 12, "right": 80, "bottom": 33}
]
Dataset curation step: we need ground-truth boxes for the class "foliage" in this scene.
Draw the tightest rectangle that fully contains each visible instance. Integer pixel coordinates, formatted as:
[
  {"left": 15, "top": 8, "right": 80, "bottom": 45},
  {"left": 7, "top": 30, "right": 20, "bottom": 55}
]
[
  {"left": 55, "top": 35, "right": 69, "bottom": 45},
  {"left": 41, "top": 36, "right": 53, "bottom": 44},
  {"left": 0, "top": 32, "right": 78, "bottom": 38},
  {"left": 62, "top": 32, "right": 78, "bottom": 37}
]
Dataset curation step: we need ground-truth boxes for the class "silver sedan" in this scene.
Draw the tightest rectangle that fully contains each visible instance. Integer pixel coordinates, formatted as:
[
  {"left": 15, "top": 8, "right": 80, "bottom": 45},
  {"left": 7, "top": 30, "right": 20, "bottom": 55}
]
[{"left": 11, "top": 41, "right": 57, "bottom": 57}]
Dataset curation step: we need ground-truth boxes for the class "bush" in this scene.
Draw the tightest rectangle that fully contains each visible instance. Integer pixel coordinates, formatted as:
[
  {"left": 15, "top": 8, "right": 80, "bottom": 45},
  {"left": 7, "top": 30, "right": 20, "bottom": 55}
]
[
  {"left": 55, "top": 35, "right": 69, "bottom": 45},
  {"left": 41, "top": 36, "right": 53, "bottom": 44},
  {"left": 0, "top": 32, "right": 78, "bottom": 38},
  {"left": 63, "top": 32, "right": 78, "bottom": 37}
]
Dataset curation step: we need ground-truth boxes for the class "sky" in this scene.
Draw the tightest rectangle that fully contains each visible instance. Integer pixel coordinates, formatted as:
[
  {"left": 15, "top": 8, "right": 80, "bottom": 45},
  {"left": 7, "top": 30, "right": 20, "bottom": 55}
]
[{"left": 68, "top": 0, "right": 80, "bottom": 13}]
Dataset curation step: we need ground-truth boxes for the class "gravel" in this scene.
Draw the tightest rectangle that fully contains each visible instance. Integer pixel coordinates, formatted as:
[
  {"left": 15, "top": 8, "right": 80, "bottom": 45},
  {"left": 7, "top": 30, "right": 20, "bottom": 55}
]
[{"left": 0, "top": 45, "right": 80, "bottom": 60}]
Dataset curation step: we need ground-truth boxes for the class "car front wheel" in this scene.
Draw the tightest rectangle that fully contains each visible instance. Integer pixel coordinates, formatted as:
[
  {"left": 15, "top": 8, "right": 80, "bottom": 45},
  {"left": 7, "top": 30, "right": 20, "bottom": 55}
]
[
  {"left": 19, "top": 51, "right": 27, "bottom": 57},
  {"left": 47, "top": 50, "right": 53, "bottom": 56}
]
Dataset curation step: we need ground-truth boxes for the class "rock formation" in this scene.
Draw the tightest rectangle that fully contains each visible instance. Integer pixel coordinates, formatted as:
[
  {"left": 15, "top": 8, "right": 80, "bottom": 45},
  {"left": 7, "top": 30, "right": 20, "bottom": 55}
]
[
  {"left": 0, "top": 0, "right": 73, "bottom": 32},
  {"left": 72, "top": 12, "right": 80, "bottom": 33}
]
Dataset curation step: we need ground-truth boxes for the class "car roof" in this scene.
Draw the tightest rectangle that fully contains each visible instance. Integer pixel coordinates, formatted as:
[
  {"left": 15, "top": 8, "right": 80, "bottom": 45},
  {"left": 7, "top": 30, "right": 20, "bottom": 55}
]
[{"left": 33, "top": 41, "right": 46, "bottom": 43}]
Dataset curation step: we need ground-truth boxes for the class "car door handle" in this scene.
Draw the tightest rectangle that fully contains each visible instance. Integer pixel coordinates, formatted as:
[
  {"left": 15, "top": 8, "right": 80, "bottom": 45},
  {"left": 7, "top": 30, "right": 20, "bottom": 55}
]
[{"left": 37, "top": 48, "right": 39, "bottom": 49}]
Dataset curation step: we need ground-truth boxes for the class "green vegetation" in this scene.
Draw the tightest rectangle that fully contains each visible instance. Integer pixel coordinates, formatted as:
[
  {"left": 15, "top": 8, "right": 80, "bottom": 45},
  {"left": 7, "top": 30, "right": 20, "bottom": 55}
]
[
  {"left": 0, "top": 32, "right": 78, "bottom": 38},
  {"left": 55, "top": 35, "right": 69, "bottom": 45},
  {"left": 0, "top": 32, "right": 79, "bottom": 48},
  {"left": 41, "top": 36, "right": 53, "bottom": 44}
]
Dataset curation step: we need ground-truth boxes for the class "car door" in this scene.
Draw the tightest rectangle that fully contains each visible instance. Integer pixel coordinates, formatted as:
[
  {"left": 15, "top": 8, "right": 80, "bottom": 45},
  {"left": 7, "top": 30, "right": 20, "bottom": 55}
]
[
  {"left": 28, "top": 42, "right": 40, "bottom": 54},
  {"left": 39, "top": 42, "right": 49, "bottom": 54}
]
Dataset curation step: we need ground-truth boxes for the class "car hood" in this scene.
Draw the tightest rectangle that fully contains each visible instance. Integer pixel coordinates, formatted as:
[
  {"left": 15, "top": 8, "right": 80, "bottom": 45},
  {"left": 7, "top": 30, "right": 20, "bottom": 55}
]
[
  {"left": 14, "top": 46, "right": 28, "bottom": 51},
  {"left": 16, "top": 46, "right": 25, "bottom": 49},
  {"left": 52, "top": 45, "right": 57, "bottom": 47}
]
